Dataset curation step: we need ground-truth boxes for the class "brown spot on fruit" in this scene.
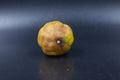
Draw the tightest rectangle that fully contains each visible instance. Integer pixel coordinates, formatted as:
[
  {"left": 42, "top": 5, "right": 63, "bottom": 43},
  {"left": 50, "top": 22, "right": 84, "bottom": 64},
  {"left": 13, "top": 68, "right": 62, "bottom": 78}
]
[{"left": 56, "top": 38, "right": 64, "bottom": 47}]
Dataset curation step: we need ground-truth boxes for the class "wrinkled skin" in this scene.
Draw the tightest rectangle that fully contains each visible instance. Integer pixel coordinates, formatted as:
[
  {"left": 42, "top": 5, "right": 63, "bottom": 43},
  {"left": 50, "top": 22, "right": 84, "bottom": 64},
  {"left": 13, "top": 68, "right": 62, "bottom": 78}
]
[{"left": 37, "top": 21, "right": 74, "bottom": 56}]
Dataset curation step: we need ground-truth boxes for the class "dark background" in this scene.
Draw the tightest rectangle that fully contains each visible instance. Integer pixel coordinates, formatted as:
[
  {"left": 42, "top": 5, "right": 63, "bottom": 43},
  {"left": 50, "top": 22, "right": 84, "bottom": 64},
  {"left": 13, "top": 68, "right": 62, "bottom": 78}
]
[{"left": 0, "top": 0, "right": 120, "bottom": 80}]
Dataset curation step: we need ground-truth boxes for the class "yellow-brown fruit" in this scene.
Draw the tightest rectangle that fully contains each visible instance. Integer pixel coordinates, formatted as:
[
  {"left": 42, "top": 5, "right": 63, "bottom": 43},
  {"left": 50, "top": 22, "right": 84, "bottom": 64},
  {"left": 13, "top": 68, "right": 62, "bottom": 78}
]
[{"left": 37, "top": 21, "right": 74, "bottom": 56}]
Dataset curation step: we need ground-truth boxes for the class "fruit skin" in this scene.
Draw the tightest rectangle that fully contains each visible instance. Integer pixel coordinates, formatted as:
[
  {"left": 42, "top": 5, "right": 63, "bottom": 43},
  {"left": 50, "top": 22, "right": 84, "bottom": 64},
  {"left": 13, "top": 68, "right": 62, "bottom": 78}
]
[{"left": 37, "top": 21, "right": 74, "bottom": 56}]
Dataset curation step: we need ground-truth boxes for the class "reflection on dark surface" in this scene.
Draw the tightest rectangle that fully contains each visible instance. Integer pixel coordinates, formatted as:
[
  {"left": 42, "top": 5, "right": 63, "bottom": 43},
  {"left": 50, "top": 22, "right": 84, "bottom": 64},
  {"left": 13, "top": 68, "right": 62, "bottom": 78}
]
[{"left": 39, "top": 55, "right": 74, "bottom": 80}]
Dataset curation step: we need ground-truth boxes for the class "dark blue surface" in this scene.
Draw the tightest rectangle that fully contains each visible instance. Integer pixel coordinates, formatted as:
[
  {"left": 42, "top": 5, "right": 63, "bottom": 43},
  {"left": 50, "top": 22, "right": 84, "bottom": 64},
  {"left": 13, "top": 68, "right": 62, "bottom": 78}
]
[{"left": 0, "top": 0, "right": 120, "bottom": 80}]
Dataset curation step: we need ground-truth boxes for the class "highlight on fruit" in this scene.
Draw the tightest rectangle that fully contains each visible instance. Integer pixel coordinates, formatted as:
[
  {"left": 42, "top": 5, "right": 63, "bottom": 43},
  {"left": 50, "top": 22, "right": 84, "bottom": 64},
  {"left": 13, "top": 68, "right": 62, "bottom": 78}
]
[{"left": 37, "top": 21, "right": 74, "bottom": 56}]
